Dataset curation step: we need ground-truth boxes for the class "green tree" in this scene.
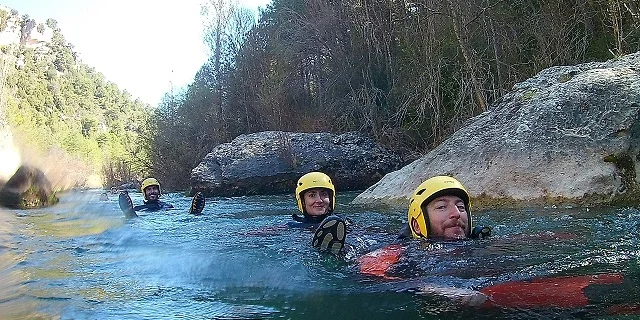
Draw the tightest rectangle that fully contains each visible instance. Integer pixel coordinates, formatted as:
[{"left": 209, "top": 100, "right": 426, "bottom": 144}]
[
  {"left": 149, "top": 0, "right": 256, "bottom": 188},
  {"left": 152, "top": 0, "right": 640, "bottom": 187},
  {"left": 0, "top": 9, "right": 8, "bottom": 32},
  {"left": 46, "top": 18, "right": 58, "bottom": 30},
  {"left": 2, "top": 13, "right": 152, "bottom": 188}
]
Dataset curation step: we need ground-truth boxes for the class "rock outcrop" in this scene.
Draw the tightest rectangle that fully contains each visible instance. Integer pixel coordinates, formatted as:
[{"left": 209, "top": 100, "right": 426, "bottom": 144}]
[
  {"left": 352, "top": 52, "right": 640, "bottom": 209},
  {"left": 190, "top": 131, "right": 402, "bottom": 197},
  {"left": 0, "top": 6, "right": 53, "bottom": 51},
  {"left": 0, "top": 165, "right": 58, "bottom": 209}
]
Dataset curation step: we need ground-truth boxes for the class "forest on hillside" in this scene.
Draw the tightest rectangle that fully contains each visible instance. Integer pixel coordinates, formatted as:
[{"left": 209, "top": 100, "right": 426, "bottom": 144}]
[
  {"left": 0, "top": 10, "right": 150, "bottom": 188},
  {"left": 151, "top": 0, "right": 640, "bottom": 189},
  {"left": 2, "top": 1, "right": 639, "bottom": 191}
]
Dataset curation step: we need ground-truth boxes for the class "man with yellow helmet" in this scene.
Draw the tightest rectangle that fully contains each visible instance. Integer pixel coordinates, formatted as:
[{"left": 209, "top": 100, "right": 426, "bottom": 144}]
[
  {"left": 289, "top": 172, "right": 346, "bottom": 255},
  {"left": 118, "top": 177, "right": 205, "bottom": 218},
  {"left": 404, "top": 175, "right": 487, "bottom": 240},
  {"left": 359, "top": 176, "right": 490, "bottom": 278},
  {"left": 358, "top": 176, "right": 638, "bottom": 309},
  {"left": 140, "top": 178, "right": 166, "bottom": 203}
]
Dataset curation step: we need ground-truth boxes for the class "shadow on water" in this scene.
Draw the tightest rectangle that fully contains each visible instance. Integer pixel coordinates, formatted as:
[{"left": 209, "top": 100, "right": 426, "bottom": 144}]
[{"left": 0, "top": 190, "right": 638, "bottom": 319}]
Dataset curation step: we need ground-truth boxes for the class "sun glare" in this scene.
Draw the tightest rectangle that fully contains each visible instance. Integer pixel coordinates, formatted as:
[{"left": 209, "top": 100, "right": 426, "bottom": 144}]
[{"left": 0, "top": 130, "right": 21, "bottom": 182}]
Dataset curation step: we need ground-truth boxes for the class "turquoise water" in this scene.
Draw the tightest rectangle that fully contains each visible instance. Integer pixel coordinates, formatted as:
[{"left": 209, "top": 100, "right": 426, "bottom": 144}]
[{"left": 0, "top": 189, "right": 639, "bottom": 319}]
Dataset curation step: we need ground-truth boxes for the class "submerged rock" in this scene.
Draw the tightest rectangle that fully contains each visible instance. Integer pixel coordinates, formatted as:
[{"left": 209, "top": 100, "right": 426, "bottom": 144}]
[
  {"left": 0, "top": 165, "right": 58, "bottom": 209},
  {"left": 353, "top": 51, "right": 640, "bottom": 209},
  {"left": 190, "top": 131, "right": 402, "bottom": 197}
]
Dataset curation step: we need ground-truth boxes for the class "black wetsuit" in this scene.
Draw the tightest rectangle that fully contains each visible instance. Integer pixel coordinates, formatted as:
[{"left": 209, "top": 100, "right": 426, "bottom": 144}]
[
  {"left": 133, "top": 200, "right": 174, "bottom": 212},
  {"left": 286, "top": 213, "right": 332, "bottom": 229}
]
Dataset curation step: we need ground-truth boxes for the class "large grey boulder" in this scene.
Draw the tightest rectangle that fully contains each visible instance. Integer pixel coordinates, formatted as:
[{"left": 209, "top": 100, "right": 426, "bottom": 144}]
[
  {"left": 190, "top": 131, "right": 402, "bottom": 197},
  {"left": 353, "top": 52, "right": 640, "bottom": 209}
]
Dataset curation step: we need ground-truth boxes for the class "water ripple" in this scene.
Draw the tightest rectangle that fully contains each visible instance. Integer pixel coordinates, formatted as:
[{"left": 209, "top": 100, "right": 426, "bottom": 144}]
[{"left": 0, "top": 191, "right": 638, "bottom": 319}]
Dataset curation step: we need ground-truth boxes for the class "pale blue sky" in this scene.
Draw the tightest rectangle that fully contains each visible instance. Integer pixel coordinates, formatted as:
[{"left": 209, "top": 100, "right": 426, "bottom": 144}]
[{"left": 1, "top": 0, "right": 270, "bottom": 106}]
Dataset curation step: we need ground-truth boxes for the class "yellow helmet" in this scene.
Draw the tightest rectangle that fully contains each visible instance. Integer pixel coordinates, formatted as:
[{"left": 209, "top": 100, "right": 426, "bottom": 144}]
[
  {"left": 295, "top": 172, "right": 335, "bottom": 214},
  {"left": 407, "top": 176, "right": 471, "bottom": 239},
  {"left": 141, "top": 178, "right": 161, "bottom": 198}
]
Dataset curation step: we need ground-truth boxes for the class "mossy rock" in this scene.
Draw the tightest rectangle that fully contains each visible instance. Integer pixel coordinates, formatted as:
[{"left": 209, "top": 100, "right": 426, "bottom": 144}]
[{"left": 0, "top": 165, "right": 58, "bottom": 209}]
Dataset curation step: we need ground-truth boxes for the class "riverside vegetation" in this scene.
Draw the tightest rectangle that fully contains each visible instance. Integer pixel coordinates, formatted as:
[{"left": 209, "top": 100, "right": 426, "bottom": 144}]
[
  {"left": 0, "top": 9, "right": 150, "bottom": 189},
  {"left": 1, "top": 1, "right": 639, "bottom": 191}
]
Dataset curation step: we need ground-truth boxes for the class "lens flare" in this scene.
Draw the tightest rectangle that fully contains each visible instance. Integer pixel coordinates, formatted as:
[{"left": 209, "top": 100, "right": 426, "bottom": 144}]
[{"left": 0, "top": 129, "right": 20, "bottom": 182}]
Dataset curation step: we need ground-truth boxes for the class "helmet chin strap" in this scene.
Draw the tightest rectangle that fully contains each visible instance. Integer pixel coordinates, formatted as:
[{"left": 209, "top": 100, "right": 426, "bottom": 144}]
[
  {"left": 291, "top": 212, "right": 330, "bottom": 223},
  {"left": 291, "top": 214, "right": 305, "bottom": 222},
  {"left": 144, "top": 198, "right": 159, "bottom": 204},
  {"left": 293, "top": 195, "right": 333, "bottom": 223}
]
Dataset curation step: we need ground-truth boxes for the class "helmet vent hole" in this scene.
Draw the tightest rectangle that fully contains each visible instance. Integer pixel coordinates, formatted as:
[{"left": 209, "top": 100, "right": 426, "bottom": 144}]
[{"left": 416, "top": 189, "right": 426, "bottom": 196}]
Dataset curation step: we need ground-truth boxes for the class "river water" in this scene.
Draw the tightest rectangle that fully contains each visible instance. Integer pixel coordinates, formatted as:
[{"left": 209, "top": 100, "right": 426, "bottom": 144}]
[{"left": 0, "top": 189, "right": 638, "bottom": 319}]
